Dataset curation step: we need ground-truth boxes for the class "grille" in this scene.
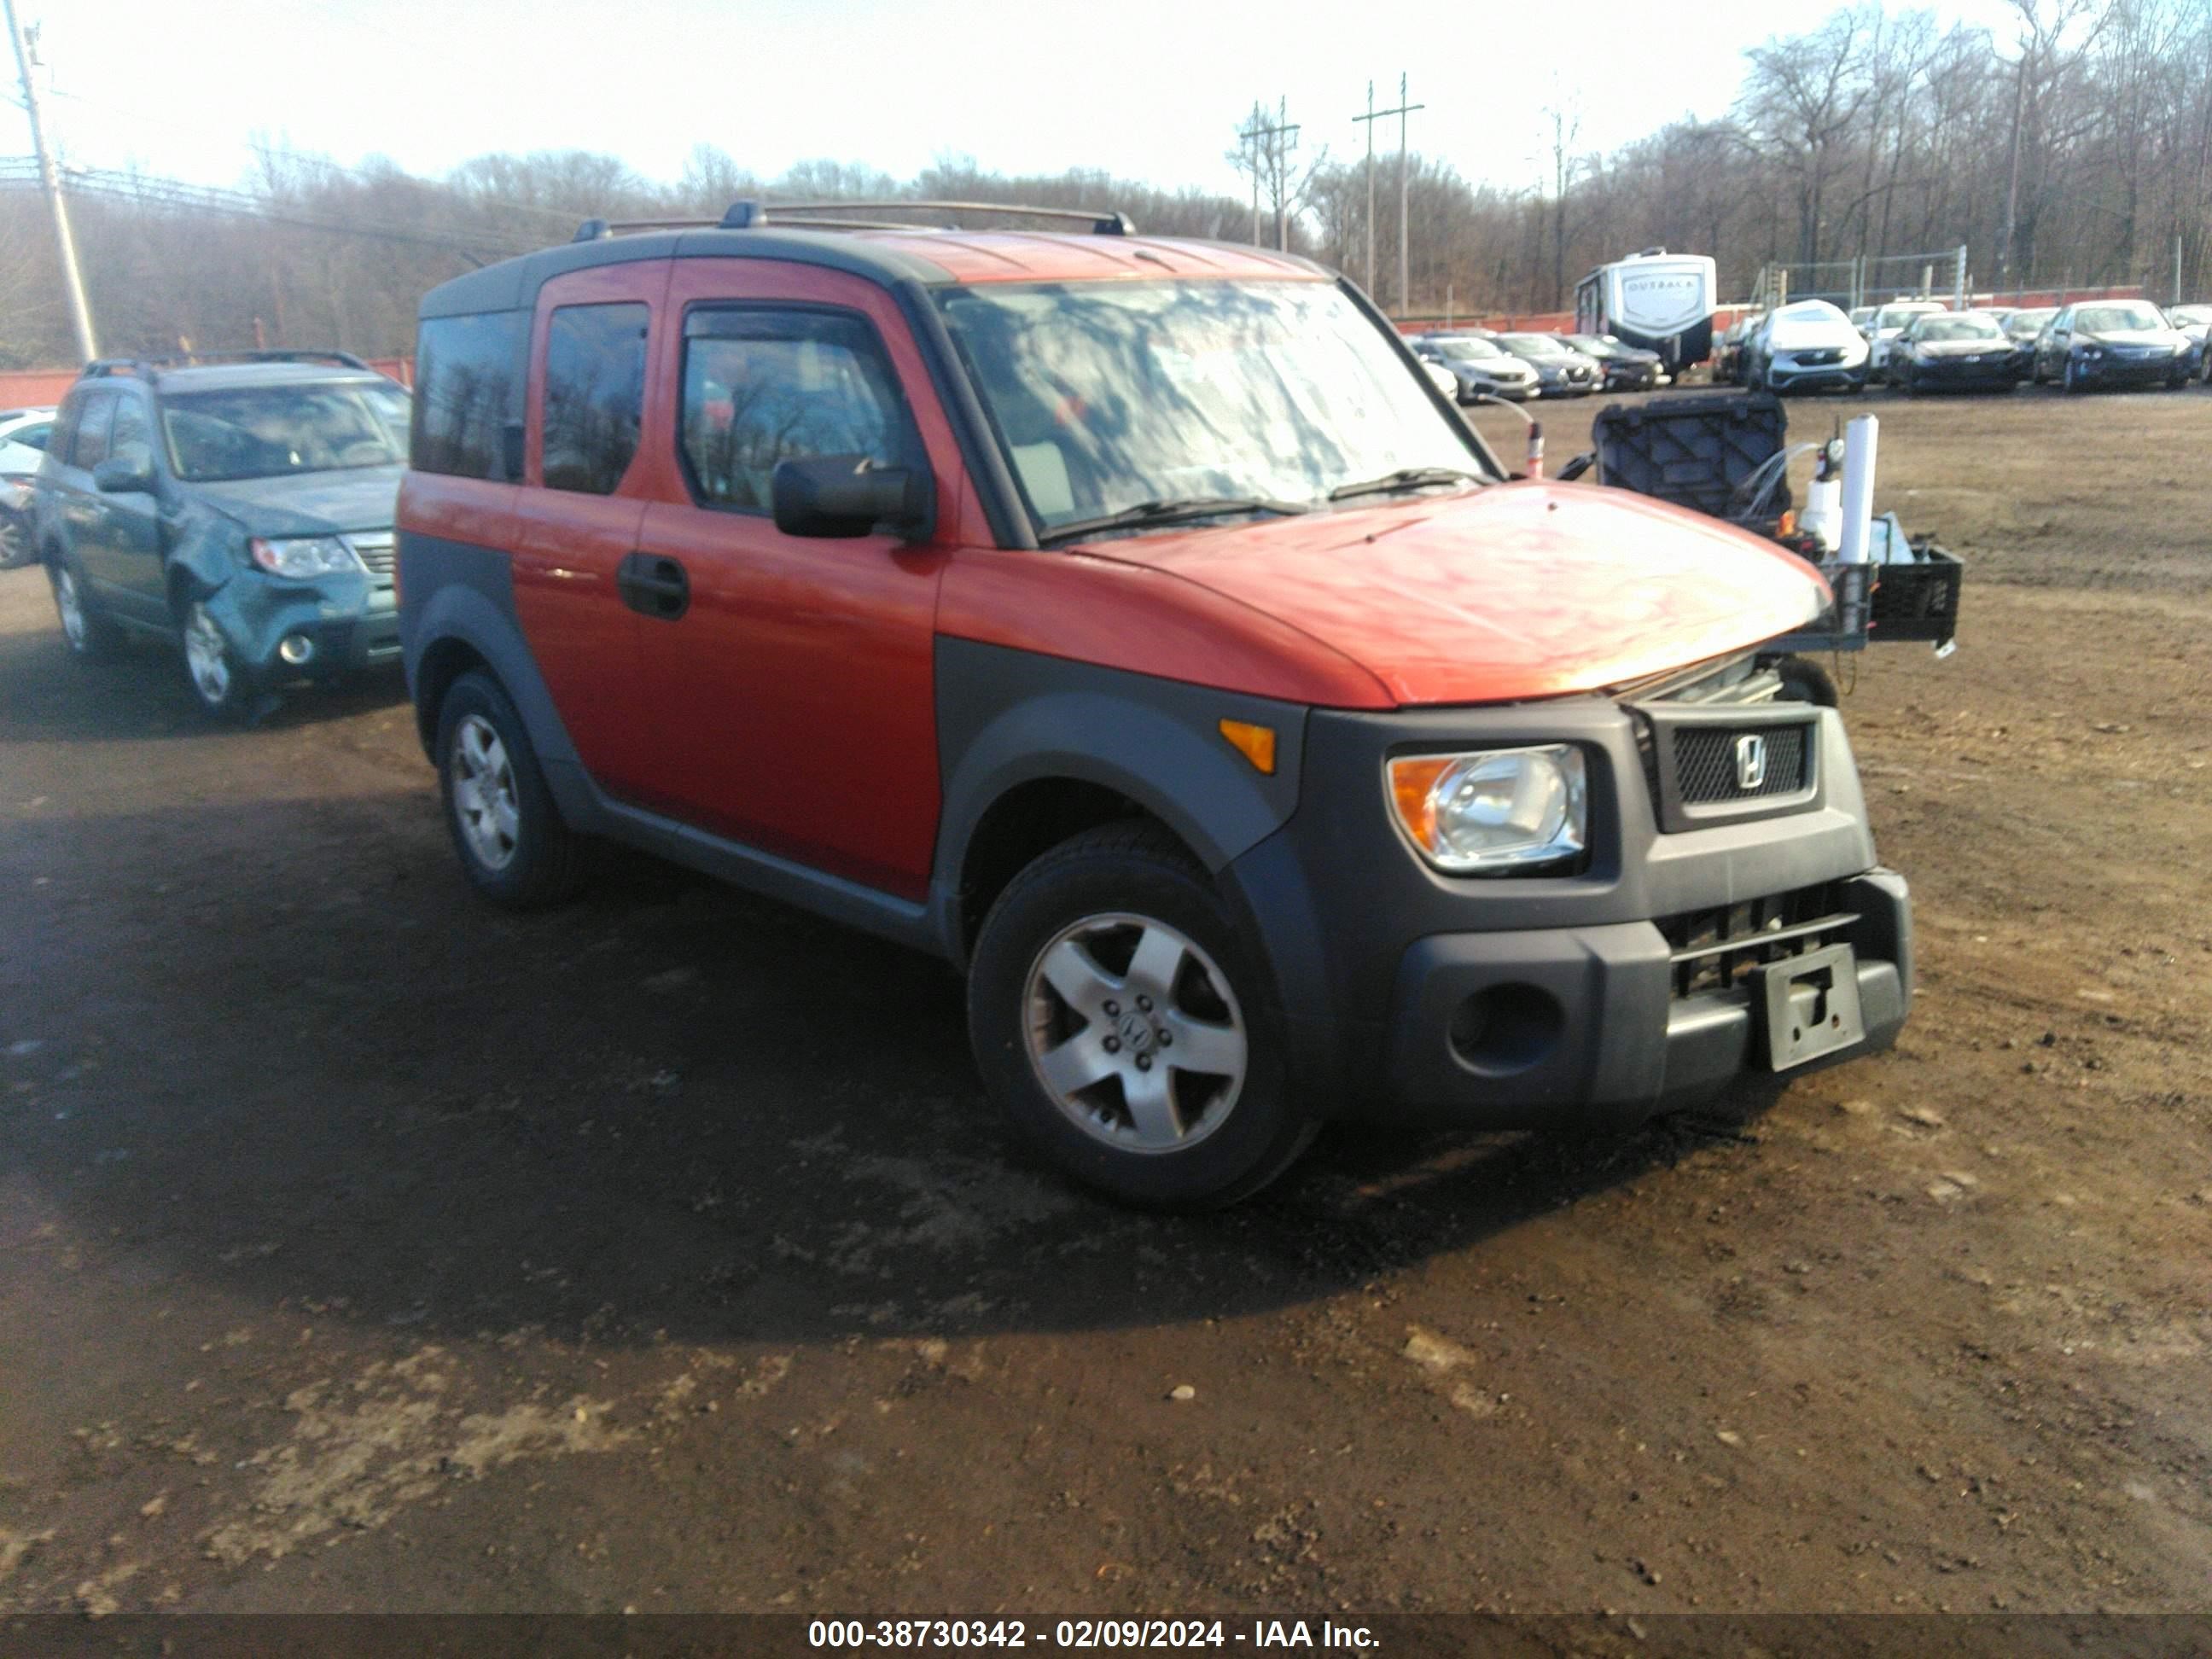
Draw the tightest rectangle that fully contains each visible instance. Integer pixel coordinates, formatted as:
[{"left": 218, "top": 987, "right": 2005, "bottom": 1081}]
[
  {"left": 1656, "top": 882, "right": 1856, "bottom": 999},
  {"left": 349, "top": 533, "right": 395, "bottom": 579},
  {"left": 1791, "top": 348, "right": 1844, "bottom": 366},
  {"left": 1673, "top": 722, "right": 1810, "bottom": 803}
]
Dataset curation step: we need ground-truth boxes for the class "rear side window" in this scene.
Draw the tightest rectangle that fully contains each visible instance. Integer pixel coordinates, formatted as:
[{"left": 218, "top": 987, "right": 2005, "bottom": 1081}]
[
  {"left": 70, "top": 391, "right": 117, "bottom": 470},
  {"left": 413, "top": 311, "right": 527, "bottom": 480},
  {"left": 541, "top": 302, "right": 649, "bottom": 495},
  {"left": 678, "top": 309, "right": 912, "bottom": 513}
]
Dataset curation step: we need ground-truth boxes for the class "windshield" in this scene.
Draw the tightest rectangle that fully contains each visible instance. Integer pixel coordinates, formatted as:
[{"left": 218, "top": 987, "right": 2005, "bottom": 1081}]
[
  {"left": 1876, "top": 306, "right": 1941, "bottom": 329},
  {"left": 937, "top": 280, "right": 1487, "bottom": 534},
  {"left": 2076, "top": 303, "right": 2166, "bottom": 333},
  {"left": 1499, "top": 335, "right": 1575, "bottom": 358},
  {"left": 1429, "top": 335, "right": 1499, "bottom": 359},
  {"left": 163, "top": 381, "right": 410, "bottom": 482},
  {"left": 1564, "top": 335, "right": 1615, "bottom": 355},
  {"left": 2005, "top": 311, "right": 2056, "bottom": 337},
  {"left": 1915, "top": 317, "right": 2004, "bottom": 341},
  {"left": 2169, "top": 306, "right": 2212, "bottom": 326}
]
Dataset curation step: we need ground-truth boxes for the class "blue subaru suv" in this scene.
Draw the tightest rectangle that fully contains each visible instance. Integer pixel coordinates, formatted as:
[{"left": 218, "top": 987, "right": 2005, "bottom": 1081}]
[{"left": 33, "top": 352, "right": 409, "bottom": 719}]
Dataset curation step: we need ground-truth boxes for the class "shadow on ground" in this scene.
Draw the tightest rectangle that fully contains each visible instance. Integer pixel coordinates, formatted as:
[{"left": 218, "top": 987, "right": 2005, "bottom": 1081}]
[{"left": 2, "top": 779, "right": 1784, "bottom": 1351}]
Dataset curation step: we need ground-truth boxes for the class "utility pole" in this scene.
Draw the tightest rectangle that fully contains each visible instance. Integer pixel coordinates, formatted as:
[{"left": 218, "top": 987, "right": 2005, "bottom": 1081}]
[
  {"left": 1240, "top": 100, "right": 1300, "bottom": 252},
  {"left": 1356, "top": 81, "right": 1377, "bottom": 294},
  {"left": 3, "top": 0, "right": 96, "bottom": 362},
  {"left": 1354, "top": 75, "right": 1421, "bottom": 312}
]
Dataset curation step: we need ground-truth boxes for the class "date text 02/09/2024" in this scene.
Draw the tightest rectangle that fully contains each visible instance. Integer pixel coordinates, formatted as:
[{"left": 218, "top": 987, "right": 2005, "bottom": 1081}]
[{"left": 806, "top": 1619, "right": 1378, "bottom": 1649}]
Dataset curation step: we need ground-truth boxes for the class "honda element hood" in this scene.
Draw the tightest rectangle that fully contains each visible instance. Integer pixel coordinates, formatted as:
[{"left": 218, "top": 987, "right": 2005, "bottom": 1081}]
[{"left": 1078, "top": 481, "right": 1829, "bottom": 707}]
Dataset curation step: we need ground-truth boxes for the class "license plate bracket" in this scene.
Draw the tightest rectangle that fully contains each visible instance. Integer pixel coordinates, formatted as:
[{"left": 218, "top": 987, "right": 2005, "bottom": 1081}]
[{"left": 1757, "top": 943, "right": 1865, "bottom": 1071}]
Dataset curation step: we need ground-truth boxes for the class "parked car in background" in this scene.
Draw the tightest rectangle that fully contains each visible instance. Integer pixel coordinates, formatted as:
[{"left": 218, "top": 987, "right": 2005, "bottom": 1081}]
[
  {"left": 1866, "top": 300, "right": 1949, "bottom": 381},
  {"left": 2032, "top": 300, "right": 2195, "bottom": 392},
  {"left": 1493, "top": 333, "right": 1601, "bottom": 397},
  {"left": 1412, "top": 334, "right": 1540, "bottom": 402},
  {"left": 2165, "top": 303, "right": 2212, "bottom": 379},
  {"left": 2000, "top": 306, "right": 2058, "bottom": 377},
  {"left": 1890, "top": 311, "right": 2020, "bottom": 395},
  {"left": 1743, "top": 300, "right": 1870, "bottom": 393},
  {"left": 32, "top": 352, "right": 409, "bottom": 718},
  {"left": 1712, "top": 314, "right": 1758, "bottom": 384},
  {"left": 1418, "top": 358, "right": 1461, "bottom": 400},
  {"left": 1848, "top": 306, "right": 1875, "bottom": 334},
  {"left": 0, "top": 405, "right": 57, "bottom": 569},
  {"left": 398, "top": 202, "right": 1913, "bottom": 1208},
  {"left": 1557, "top": 333, "right": 1664, "bottom": 391}
]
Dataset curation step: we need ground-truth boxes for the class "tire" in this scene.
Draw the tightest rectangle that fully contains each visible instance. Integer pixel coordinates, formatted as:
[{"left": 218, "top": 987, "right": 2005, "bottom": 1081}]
[
  {"left": 177, "top": 594, "right": 263, "bottom": 721},
  {"left": 48, "top": 556, "right": 124, "bottom": 660},
  {"left": 2063, "top": 357, "right": 2087, "bottom": 395},
  {"left": 966, "top": 822, "right": 1315, "bottom": 1210},
  {"left": 434, "top": 668, "right": 585, "bottom": 909},
  {"left": 0, "top": 508, "right": 32, "bottom": 571},
  {"left": 1773, "top": 655, "right": 1839, "bottom": 708}
]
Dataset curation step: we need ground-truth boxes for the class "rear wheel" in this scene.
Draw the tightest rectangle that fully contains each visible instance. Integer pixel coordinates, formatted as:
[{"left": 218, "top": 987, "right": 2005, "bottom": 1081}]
[
  {"left": 435, "top": 669, "right": 585, "bottom": 908},
  {"left": 0, "top": 508, "right": 31, "bottom": 570},
  {"left": 968, "top": 823, "right": 1314, "bottom": 1209},
  {"left": 49, "top": 557, "right": 123, "bottom": 660}
]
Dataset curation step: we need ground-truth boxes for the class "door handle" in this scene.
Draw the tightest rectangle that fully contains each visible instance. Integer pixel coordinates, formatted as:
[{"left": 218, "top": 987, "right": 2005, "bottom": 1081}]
[{"left": 617, "top": 551, "right": 690, "bottom": 621}]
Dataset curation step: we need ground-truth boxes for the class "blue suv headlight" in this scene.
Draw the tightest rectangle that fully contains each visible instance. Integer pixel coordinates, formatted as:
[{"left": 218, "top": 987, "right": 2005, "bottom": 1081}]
[{"left": 249, "top": 536, "right": 362, "bottom": 579}]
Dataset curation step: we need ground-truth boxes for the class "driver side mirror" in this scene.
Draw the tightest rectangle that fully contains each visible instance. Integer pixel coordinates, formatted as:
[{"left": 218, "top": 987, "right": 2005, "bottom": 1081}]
[
  {"left": 92, "top": 445, "right": 156, "bottom": 495},
  {"left": 771, "top": 455, "right": 934, "bottom": 541}
]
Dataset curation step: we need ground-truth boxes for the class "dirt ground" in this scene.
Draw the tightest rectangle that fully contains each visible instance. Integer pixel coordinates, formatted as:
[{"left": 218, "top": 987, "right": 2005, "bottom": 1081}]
[{"left": 2, "top": 382, "right": 2208, "bottom": 1625}]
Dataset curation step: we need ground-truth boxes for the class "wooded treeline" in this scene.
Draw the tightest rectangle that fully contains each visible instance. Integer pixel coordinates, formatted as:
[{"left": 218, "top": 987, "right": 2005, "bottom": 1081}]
[{"left": 3, "top": 0, "right": 2206, "bottom": 368}]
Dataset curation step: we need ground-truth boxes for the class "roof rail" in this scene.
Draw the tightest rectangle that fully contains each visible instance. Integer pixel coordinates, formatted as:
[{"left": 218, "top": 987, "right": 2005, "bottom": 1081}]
[
  {"left": 81, "top": 350, "right": 375, "bottom": 380},
  {"left": 572, "top": 198, "right": 1137, "bottom": 243}
]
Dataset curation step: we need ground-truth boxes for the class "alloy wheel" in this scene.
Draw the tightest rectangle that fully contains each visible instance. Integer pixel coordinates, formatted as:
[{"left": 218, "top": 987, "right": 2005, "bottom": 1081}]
[
  {"left": 450, "top": 713, "right": 521, "bottom": 872},
  {"left": 1022, "top": 912, "right": 1247, "bottom": 1155},
  {"left": 53, "top": 565, "right": 87, "bottom": 651},
  {"left": 183, "top": 602, "right": 232, "bottom": 706}
]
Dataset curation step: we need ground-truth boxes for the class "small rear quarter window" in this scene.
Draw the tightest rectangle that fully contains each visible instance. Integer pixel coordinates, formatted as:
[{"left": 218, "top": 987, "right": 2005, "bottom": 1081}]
[{"left": 413, "top": 311, "right": 527, "bottom": 480}]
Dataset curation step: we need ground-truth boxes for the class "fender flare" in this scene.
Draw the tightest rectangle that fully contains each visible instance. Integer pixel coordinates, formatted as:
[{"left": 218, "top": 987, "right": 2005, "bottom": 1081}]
[
  {"left": 929, "top": 655, "right": 1307, "bottom": 962},
  {"left": 402, "top": 553, "right": 596, "bottom": 826}
]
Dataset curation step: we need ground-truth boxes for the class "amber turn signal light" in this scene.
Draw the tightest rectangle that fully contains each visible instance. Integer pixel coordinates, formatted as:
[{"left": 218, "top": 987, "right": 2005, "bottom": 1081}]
[{"left": 1218, "top": 719, "right": 1277, "bottom": 775}]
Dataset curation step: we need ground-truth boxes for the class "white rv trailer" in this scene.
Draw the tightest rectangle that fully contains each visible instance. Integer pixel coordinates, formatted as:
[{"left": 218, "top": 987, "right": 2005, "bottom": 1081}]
[{"left": 1574, "top": 249, "right": 1719, "bottom": 378}]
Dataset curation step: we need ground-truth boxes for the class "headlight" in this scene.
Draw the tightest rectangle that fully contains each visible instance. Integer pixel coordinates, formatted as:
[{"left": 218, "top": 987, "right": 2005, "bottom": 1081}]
[
  {"left": 249, "top": 535, "right": 361, "bottom": 578},
  {"left": 2076, "top": 345, "right": 2104, "bottom": 359},
  {"left": 1388, "top": 745, "right": 1587, "bottom": 875}
]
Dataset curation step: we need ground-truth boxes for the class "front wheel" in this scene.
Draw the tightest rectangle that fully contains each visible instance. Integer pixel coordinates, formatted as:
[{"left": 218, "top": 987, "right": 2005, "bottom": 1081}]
[
  {"left": 178, "top": 597, "right": 263, "bottom": 720},
  {"left": 2063, "top": 357, "right": 2087, "bottom": 395},
  {"left": 435, "top": 669, "right": 585, "bottom": 908},
  {"left": 967, "top": 823, "right": 1315, "bottom": 1209}
]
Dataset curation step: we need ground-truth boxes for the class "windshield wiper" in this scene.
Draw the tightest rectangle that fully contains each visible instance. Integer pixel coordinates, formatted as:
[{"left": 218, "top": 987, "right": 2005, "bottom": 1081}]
[
  {"left": 1328, "top": 466, "right": 1487, "bottom": 504},
  {"left": 1039, "top": 495, "right": 1311, "bottom": 545}
]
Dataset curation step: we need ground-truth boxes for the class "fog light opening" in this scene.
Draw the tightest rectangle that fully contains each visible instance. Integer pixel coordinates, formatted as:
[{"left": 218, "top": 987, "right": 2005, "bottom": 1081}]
[
  {"left": 1447, "top": 982, "right": 1565, "bottom": 1076},
  {"left": 278, "top": 633, "right": 314, "bottom": 666}
]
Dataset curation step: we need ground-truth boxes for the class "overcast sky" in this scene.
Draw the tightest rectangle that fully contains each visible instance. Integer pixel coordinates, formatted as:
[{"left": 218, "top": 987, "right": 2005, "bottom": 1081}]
[{"left": 18, "top": 0, "right": 2024, "bottom": 206}]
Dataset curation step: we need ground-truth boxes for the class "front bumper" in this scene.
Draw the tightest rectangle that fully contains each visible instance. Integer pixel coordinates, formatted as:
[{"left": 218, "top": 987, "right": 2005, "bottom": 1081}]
[
  {"left": 2074, "top": 352, "right": 2183, "bottom": 387},
  {"left": 1769, "top": 362, "right": 1867, "bottom": 393},
  {"left": 1383, "top": 870, "right": 1909, "bottom": 1127},
  {"left": 1908, "top": 356, "right": 2019, "bottom": 389},
  {"left": 204, "top": 570, "right": 402, "bottom": 680},
  {"left": 1222, "top": 697, "right": 1910, "bottom": 1132}
]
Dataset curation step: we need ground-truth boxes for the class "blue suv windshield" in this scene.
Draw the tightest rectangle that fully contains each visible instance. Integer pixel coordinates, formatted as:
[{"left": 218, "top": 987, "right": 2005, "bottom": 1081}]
[{"left": 162, "top": 381, "right": 410, "bottom": 482}]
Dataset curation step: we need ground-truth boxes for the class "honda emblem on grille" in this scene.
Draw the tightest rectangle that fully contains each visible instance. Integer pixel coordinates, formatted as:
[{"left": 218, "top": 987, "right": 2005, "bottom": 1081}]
[{"left": 1734, "top": 732, "right": 1768, "bottom": 790}]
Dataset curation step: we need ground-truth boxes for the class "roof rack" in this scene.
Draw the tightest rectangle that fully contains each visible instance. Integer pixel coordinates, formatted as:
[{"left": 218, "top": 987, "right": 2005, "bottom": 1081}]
[
  {"left": 572, "top": 198, "right": 1136, "bottom": 244},
  {"left": 82, "top": 350, "right": 375, "bottom": 381}
]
